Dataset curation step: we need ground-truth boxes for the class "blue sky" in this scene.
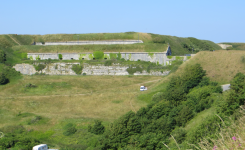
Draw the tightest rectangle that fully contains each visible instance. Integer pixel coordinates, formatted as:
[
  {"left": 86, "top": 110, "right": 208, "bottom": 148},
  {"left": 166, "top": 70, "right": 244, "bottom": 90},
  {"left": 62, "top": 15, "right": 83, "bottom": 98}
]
[{"left": 1, "top": 0, "right": 244, "bottom": 43}]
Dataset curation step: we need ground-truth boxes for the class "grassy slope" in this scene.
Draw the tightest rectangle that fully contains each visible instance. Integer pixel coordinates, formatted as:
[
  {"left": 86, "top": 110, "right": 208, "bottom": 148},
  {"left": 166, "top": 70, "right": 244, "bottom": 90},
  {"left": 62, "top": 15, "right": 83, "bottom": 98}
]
[
  {"left": 3, "top": 32, "right": 221, "bottom": 55},
  {"left": 0, "top": 75, "right": 163, "bottom": 129},
  {"left": 175, "top": 50, "right": 245, "bottom": 84}
]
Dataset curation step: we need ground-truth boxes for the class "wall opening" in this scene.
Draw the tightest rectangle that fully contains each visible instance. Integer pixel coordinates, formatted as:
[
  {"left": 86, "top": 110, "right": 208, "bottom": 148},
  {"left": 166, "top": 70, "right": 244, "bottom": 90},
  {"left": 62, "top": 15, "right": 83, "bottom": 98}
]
[
  {"left": 82, "top": 58, "right": 84, "bottom": 60},
  {"left": 71, "top": 58, "right": 73, "bottom": 60},
  {"left": 93, "top": 58, "right": 95, "bottom": 60},
  {"left": 104, "top": 58, "right": 107, "bottom": 60}
]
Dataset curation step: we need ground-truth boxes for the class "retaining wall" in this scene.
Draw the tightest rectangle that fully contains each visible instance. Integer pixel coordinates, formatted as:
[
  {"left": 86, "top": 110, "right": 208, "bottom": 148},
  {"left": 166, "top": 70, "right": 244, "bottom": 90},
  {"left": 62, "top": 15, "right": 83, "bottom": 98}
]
[
  {"left": 27, "top": 52, "right": 168, "bottom": 65},
  {"left": 27, "top": 52, "right": 192, "bottom": 66},
  {"left": 13, "top": 63, "right": 170, "bottom": 76}
]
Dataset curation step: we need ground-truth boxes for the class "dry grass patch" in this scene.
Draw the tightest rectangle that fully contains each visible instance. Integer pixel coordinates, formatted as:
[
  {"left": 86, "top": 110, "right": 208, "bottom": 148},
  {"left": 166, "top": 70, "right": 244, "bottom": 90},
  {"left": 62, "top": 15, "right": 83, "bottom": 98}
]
[{"left": 0, "top": 75, "right": 162, "bottom": 129}]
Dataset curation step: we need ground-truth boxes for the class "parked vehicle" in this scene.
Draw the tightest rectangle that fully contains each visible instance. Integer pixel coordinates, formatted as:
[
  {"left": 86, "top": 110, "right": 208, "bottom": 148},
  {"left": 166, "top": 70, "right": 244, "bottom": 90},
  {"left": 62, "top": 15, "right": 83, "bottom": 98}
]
[
  {"left": 33, "top": 144, "right": 48, "bottom": 150},
  {"left": 140, "top": 86, "right": 147, "bottom": 91}
]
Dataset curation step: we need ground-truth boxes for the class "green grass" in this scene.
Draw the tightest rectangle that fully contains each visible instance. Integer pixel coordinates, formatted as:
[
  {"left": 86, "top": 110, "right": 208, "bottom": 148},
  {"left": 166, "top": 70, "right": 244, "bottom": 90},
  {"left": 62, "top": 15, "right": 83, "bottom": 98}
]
[
  {"left": 176, "top": 50, "right": 245, "bottom": 84},
  {"left": 12, "top": 43, "right": 168, "bottom": 53},
  {"left": 184, "top": 107, "right": 216, "bottom": 131}
]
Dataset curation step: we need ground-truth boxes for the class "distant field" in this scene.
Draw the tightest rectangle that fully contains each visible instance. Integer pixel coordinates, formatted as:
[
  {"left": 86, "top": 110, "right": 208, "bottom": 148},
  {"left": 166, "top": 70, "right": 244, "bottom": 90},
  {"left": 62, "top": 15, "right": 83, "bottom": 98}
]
[
  {"left": 176, "top": 50, "right": 245, "bottom": 84},
  {"left": 0, "top": 75, "right": 162, "bottom": 129}
]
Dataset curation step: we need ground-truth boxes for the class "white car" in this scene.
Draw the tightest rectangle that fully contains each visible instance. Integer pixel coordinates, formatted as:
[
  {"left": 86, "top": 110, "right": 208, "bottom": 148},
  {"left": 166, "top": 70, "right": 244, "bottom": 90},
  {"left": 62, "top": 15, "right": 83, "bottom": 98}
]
[
  {"left": 33, "top": 144, "right": 48, "bottom": 150},
  {"left": 33, "top": 144, "right": 58, "bottom": 150},
  {"left": 140, "top": 86, "right": 147, "bottom": 91}
]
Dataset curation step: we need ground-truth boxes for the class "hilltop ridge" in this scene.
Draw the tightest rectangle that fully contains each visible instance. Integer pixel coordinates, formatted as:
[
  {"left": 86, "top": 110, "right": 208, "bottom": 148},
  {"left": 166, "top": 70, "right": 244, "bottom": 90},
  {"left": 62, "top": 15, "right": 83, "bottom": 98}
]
[{"left": 0, "top": 32, "right": 221, "bottom": 55}]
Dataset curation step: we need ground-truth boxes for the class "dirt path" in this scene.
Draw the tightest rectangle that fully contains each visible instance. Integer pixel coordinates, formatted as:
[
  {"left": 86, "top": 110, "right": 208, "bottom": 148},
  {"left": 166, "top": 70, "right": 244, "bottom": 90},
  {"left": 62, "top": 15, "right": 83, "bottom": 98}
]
[{"left": 7, "top": 35, "right": 21, "bottom": 45}]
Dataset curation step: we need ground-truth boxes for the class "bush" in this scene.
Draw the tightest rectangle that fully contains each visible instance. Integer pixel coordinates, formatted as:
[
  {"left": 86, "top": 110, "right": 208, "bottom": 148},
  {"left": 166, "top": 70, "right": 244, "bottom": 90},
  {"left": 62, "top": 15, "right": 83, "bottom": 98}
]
[
  {"left": 63, "top": 123, "right": 77, "bottom": 136},
  {"left": 71, "top": 64, "right": 83, "bottom": 74},
  {"left": 25, "top": 83, "right": 37, "bottom": 88},
  {"left": 0, "top": 50, "right": 6, "bottom": 63},
  {"left": 0, "top": 73, "right": 8, "bottom": 85},
  {"left": 93, "top": 51, "right": 104, "bottom": 59},
  {"left": 88, "top": 120, "right": 105, "bottom": 135},
  {"left": 34, "top": 64, "right": 46, "bottom": 72},
  {"left": 104, "top": 60, "right": 113, "bottom": 66},
  {"left": 27, "top": 116, "right": 42, "bottom": 125},
  {"left": 59, "top": 54, "right": 63, "bottom": 60},
  {"left": 117, "top": 52, "right": 121, "bottom": 60},
  {"left": 126, "top": 66, "right": 143, "bottom": 75}
]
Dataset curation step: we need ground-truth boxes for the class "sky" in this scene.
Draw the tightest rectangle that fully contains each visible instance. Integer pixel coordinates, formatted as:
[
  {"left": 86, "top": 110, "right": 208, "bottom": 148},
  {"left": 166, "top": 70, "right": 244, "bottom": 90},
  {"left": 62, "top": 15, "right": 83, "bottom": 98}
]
[{"left": 1, "top": 0, "right": 244, "bottom": 43}]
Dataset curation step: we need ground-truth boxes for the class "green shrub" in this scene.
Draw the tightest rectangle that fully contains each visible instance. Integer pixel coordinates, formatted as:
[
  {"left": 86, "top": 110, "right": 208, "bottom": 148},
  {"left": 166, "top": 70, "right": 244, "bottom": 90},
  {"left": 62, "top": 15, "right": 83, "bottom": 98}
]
[
  {"left": 93, "top": 51, "right": 104, "bottom": 59},
  {"left": 110, "top": 53, "right": 117, "bottom": 59},
  {"left": 21, "top": 53, "right": 27, "bottom": 59},
  {"left": 88, "top": 120, "right": 105, "bottom": 135},
  {"left": 63, "top": 123, "right": 77, "bottom": 136},
  {"left": 126, "top": 66, "right": 143, "bottom": 75},
  {"left": 176, "top": 56, "right": 184, "bottom": 60},
  {"left": 104, "top": 60, "right": 113, "bottom": 66},
  {"left": 34, "top": 64, "right": 46, "bottom": 72},
  {"left": 0, "top": 50, "right": 6, "bottom": 63},
  {"left": 25, "top": 83, "right": 37, "bottom": 88},
  {"left": 59, "top": 54, "right": 63, "bottom": 60},
  {"left": 117, "top": 52, "right": 121, "bottom": 60},
  {"left": 0, "top": 73, "right": 8, "bottom": 85},
  {"left": 71, "top": 64, "right": 83, "bottom": 74},
  {"left": 167, "top": 56, "right": 173, "bottom": 59},
  {"left": 27, "top": 116, "right": 42, "bottom": 125}
]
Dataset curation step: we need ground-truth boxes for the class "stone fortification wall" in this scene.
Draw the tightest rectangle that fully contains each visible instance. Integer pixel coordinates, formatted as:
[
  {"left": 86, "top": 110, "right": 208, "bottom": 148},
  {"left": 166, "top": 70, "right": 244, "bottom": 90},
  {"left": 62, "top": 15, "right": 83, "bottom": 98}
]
[
  {"left": 28, "top": 52, "right": 167, "bottom": 65},
  {"left": 13, "top": 63, "right": 170, "bottom": 76},
  {"left": 36, "top": 40, "right": 143, "bottom": 45},
  {"left": 27, "top": 52, "right": 192, "bottom": 66}
]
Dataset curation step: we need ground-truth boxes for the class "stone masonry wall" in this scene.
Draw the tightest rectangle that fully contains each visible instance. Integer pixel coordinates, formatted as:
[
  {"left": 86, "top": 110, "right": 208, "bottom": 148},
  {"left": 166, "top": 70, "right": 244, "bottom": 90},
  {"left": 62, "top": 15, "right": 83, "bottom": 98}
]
[{"left": 13, "top": 63, "right": 170, "bottom": 76}]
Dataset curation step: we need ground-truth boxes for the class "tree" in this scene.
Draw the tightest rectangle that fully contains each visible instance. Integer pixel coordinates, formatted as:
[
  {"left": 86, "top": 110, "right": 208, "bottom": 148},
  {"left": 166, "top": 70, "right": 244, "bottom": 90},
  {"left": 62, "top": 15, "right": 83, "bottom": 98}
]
[
  {"left": 88, "top": 120, "right": 105, "bottom": 135},
  {"left": 219, "top": 72, "right": 245, "bottom": 115},
  {"left": 0, "top": 73, "right": 8, "bottom": 85},
  {"left": 0, "top": 50, "right": 6, "bottom": 63}
]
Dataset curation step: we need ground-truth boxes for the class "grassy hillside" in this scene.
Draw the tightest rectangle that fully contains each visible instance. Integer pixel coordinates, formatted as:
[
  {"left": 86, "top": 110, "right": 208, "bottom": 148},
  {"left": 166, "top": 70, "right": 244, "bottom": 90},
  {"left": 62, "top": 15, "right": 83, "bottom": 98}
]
[
  {"left": 0, "top": 32, "right": 221, "bottom": 55},
  {"left": 176, "top": 50, "right": 245, "bottom": 84},
  {"left": 0, "top": 35, "right": 18, "bottom": 48}
]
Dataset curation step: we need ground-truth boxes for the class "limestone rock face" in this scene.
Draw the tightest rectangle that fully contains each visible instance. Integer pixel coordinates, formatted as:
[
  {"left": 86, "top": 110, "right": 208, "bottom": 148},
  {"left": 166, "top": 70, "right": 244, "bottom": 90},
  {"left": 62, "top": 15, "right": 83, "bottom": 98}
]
[
  {"left": 13, "top": 63, "right": 170, "bottom": 76},
  {"left": 13, "top": 64, "right": 36, "bottom": 75}
]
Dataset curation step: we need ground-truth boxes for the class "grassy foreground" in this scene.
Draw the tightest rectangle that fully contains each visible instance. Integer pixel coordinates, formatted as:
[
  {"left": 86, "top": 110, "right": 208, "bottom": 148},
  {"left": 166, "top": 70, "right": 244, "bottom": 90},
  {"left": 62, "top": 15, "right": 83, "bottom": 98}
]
[{"left": 0, "top": 75, "right": 162, "bottom": 129}]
